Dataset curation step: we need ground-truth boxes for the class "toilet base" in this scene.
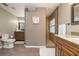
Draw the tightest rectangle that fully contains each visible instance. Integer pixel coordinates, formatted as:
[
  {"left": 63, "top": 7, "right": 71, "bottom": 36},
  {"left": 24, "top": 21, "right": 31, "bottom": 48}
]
[
  {"left": 3, "top": 42, "right": 14, "bottom": 48},
  {"left": 0, "top": 46, "right": 2, "bottom": 48},
  {"left": 3, "top": 46, "right": 14, "bottom": 48}
]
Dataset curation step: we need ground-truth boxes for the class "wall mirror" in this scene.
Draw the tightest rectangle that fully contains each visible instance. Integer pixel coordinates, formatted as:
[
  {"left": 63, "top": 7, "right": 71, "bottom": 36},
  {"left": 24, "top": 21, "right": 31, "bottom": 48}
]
[
  {"left": 18, "top": 17, "right": 25, "bottom": 31},
  {"left": 71, "top": 3, "right": 79, "bottom": 25}
]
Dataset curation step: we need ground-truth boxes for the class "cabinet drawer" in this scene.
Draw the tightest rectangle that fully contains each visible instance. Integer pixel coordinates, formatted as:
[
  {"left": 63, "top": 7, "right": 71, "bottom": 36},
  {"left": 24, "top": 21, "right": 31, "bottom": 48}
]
[
  {"left": 62, "top": 47, "right": 75, "bottom": 56},
  {"left": 55, "top": 36, "right": 79, "bottom": 56},
  {"left": 61, "top": 39, "right": 79, "bottom": 55}
]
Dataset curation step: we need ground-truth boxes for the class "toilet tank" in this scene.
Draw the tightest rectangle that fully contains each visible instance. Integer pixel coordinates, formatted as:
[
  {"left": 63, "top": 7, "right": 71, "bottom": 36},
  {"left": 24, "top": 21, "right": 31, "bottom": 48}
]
[{"left": 2, "top": 34, "right": 9, "bottom": 39}]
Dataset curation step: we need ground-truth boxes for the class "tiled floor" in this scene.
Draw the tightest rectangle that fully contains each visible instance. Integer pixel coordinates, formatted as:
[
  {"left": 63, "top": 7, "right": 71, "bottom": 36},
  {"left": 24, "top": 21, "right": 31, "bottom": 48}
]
[
  {"left": 0, "top": 44, "right": 55, "bottom": 56},
  {"left": 24, "top": 45, "right": 55, "bottom": 56},
  {"left": 0, "top": 44, "right": 39, "bottom": 56},
  {"left": 40, "top": 47, "right": 55, "bottom": 56}
]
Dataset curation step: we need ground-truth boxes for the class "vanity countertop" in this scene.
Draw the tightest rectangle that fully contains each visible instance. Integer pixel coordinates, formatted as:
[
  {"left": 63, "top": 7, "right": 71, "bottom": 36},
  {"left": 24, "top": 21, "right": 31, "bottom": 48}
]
[{"left": 55, "top": 34, "right": 79, "bottom": 45}]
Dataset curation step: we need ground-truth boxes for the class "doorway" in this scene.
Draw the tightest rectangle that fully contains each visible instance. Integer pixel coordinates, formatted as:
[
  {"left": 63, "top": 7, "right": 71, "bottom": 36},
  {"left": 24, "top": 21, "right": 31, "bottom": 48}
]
[
  {"left": 46, "top": 7, "right": 58, "bottom": 48},
  {"left": 14, "top": 17, "right": 25, "bottom": 44}
]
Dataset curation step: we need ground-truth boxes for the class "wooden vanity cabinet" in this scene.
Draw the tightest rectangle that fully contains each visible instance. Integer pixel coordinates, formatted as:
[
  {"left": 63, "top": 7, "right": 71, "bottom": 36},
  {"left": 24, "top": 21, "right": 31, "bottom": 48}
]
[
  {"left": 55, "top": 36, "right": 79, "bottom": 56},
  {"left": 50, "top": 33, "right": 55, "bottom": 43},
  {"left": 62, "top": 46, "right": 75, "bottom": 56},
  {"left": 14, "top": 31, "right": 24, "bottom": 41},
  {"left": 55, "top": 43, "right": 62, "bottom": 56}
]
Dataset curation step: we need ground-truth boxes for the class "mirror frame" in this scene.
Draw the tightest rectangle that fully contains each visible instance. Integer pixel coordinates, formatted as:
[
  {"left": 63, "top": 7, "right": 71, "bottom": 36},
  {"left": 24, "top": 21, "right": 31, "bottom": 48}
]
[{"left": 71, "top": 3, "right": 79, "bottom": 25}]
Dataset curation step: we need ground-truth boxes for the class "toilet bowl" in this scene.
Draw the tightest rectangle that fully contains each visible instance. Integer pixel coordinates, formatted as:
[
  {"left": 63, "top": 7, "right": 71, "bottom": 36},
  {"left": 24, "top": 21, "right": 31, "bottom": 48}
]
[{"left": 0, "top": 34, "right": 15, "bottom": 48}]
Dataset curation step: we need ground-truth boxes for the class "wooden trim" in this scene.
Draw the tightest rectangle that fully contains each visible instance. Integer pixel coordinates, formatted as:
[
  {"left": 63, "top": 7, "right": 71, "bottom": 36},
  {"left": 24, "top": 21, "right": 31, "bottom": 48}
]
[
  {"left": 55, "top": 7, "right": 58, "bottom": 34},
  {"left": 46, "top": 16, "right": 50, "bottom": 39},
  {"left": 46, "top": 16, "right": 50, "bottom": 47}
]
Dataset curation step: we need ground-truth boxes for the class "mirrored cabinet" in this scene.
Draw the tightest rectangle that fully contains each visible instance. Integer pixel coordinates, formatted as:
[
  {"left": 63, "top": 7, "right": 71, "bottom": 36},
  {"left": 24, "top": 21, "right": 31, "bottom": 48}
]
[{"left": 71, "top": 3, "right": 79, "bottom": 24}]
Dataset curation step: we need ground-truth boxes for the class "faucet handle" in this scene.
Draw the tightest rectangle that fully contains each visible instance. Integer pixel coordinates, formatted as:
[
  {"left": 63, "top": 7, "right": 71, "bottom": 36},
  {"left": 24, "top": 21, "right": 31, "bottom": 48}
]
[{"left": 66, "top": 23, "right": 71, "bottom": 25}]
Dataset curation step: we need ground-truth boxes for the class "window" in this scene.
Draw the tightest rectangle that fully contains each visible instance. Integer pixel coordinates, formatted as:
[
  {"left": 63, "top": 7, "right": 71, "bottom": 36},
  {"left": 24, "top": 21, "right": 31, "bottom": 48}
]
[{"left": 50, "top": 18, "right": 55, "bottom": 33}]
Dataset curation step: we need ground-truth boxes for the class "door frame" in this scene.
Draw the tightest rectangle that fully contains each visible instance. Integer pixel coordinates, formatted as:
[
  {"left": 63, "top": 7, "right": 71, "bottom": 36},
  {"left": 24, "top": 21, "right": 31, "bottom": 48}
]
[{"left": 46, "top": 7, "right": 59, "bottom": 47}]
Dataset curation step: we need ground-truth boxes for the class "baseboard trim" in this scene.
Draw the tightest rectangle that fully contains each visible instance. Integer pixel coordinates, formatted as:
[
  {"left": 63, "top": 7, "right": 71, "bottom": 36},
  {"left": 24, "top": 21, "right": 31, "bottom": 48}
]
[
  {"left": 15, "top": 41, "right": 24, "bottom": 44},
  {"left": 24, "top": 45, "right": 45, "bottom": 48}
]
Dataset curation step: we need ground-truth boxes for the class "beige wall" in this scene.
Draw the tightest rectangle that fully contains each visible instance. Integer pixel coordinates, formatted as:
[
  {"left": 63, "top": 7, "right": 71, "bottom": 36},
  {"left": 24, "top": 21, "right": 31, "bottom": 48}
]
[
  {"left": 0, "top": 7, "right": 18, "bottom": 35},
  {"left": 58, "top": 3, "right": 71, "bottom": 24},
  {"left": 25, "top": 8, "right": 46, "bottom": 46},
  {"left": 58, "top": 3, "right": 79, "bottom": 34}
]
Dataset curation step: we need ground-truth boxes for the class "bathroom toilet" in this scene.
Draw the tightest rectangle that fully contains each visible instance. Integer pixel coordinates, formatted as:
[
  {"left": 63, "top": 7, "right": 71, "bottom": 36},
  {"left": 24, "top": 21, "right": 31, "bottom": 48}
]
[{"left": 0, "top": 34, "right": 15, "bottom": 48}]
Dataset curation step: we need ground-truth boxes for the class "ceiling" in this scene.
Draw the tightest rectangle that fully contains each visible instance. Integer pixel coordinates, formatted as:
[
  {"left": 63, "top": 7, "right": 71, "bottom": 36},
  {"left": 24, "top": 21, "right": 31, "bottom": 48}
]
[{"left": 0, "top": 3, "right": 60, "bottom": 17}]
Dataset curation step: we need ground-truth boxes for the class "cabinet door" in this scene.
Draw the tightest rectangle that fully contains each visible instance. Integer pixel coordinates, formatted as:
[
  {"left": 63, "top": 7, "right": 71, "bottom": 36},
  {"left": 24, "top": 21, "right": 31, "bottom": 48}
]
[
  {"left": 55, "top": 44, "right": 62, "bottom": 56},
  {"left": 50, "top": 33, "right": 55, "bottom": 43},
  {"left": 62, "top": 46, "right": 75, "bottom": 56},
  {"left": 14, "top": 32, "right": 24, "bottom": 41}
]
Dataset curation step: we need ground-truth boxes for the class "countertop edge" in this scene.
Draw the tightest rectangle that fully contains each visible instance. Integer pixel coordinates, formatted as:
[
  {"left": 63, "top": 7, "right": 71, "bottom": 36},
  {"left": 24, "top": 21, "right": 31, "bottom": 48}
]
[{"left": 55, "top": 34, "right": 79, "bottom": 45}]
